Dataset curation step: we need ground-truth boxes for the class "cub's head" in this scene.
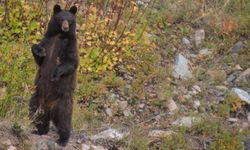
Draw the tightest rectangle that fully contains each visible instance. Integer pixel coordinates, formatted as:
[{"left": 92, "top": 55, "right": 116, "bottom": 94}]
[{"left": 52, "top": 4, "right": 77, "bottom": 33}]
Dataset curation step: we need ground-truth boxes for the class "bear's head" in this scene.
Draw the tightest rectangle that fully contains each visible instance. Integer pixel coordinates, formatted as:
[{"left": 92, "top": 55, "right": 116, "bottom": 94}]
[{"left": 52, "top": 4, "right": 77, "bottom": 33}]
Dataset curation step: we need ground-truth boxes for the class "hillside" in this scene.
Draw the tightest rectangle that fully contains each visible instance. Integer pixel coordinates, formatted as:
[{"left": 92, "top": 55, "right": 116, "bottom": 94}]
[{"left": 0, "top": 0, "right": 250, "bottom": 150}]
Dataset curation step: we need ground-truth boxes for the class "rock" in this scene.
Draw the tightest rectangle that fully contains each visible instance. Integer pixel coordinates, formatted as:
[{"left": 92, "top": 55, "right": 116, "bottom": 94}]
[
  {"left": 195, "top": 29, "right": 205, "bottom": 48},
  {"left": 105, "top": 108, "right": 113, "bottom": 117},
  {"left": 32, "top": 140, "right": 48, "bottom": 150},
  {"left": 244, "top": 138, "right": 250, "bottom": 150},
  {"left": 138, "top": 103, "right": 145, "bottom": 109},
  {"left": 148, "top": 130, "right": 174, "bottom": 138},
  {"left": 234, "top": 64, "right": 243, "bottom": 71},
  {"left": 190, "top": 85, "right": 201, "bottom": 95},
  {"left": 231, "top": 88, "right": 250, "bottom": 104},
  {"left": 182, "top": 37, "right": 191, "bottom": 48},
  {"left": 136, "top": 0, "right": 150, "bottom": 7},
  {"left": 227, "top": 118, "right": 238, "bottom": 122},
  {"left": 81, "top": 143, "right": 106, "bottom": 150},
  {"left": 231, "top": 41, "right": 244, "bottom": 53},
  {"left": 227, "top": 74, "right": 237, "bottom": 83},
  {"left": 199, "top": 48, "right": 211, "bottom": 56},
  {"left": 1, "top": 139, "right": 11, "bottom": 146},
  {"left": 236, "top": 68, "right": 250, "bottom": 84},
  {"left": 172, "top": 117, "right": 193, "bottom": 128},
  {"left": 242, "top": 122, "right": 249, "bottom": 130},
  {"left": 90, "top": 128, "right": 125, "bottom": 142},
  {"left": 193, "top": 100, "right": 201, "bottom": 108},
  {"left": 182, "top": 37, "right": 191, "bottom": 45},
  {"left": 118, "top": 101, "right": 128, "bottom": 111},
  {"left": 167, "top": 99, "right": 178, "bottom": 112},
  {"left": 7, "top": 146, "right": 16, "bottom": 150},
  {"left": 173, "top": 54, "right": 192, "bottom": 80},
  {"left": 215, "top": 86, "right": 228, "bottom": 92},
  {"left": 109, "top": 93, "right": 116, "bottom": 101},
  {"left": 247, "top": 112, "right": 250, "bottom": 122}
]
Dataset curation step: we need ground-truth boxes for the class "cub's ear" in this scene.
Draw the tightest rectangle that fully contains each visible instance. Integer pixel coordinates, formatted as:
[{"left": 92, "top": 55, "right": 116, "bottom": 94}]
[
  {"left": 53, "top": 4, "right": 61, "bottom": 14},
  {"left": 69, "top": 6, "right": 77, "bottom": 15}
]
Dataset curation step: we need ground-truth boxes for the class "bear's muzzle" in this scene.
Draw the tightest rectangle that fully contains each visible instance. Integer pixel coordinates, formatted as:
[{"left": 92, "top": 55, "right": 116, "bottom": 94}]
[{"left": 62, "top": 20, "right": 69, "bottom": 32}]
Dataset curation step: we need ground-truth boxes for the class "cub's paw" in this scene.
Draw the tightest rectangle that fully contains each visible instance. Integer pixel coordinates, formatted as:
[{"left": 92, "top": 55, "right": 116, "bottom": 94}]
[{"left": 32, "top": 44, "right": 46, "bottom": 57}]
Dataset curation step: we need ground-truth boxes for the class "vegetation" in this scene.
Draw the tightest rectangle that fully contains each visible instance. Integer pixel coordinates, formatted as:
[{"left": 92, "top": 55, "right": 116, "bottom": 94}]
[{"left": 0, "top": 0, "right": 250, "bottom": 149}]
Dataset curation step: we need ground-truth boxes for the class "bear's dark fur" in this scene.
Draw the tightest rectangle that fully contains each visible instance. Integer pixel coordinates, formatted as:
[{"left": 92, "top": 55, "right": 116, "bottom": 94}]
[{"left": 29, "top": 4, "right": 78, "bottom": 146}]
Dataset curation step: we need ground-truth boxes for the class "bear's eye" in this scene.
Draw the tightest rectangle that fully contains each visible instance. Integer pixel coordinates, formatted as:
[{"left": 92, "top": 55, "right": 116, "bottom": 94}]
[{"left": 55, "top": 18, "right": 63, "bottom": 22}]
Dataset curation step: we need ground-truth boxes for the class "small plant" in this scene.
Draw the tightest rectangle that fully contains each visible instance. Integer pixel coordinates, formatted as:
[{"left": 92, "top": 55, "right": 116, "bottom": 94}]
[
  {"left": 161, "top": 132, "right": 193, "bottom": 150},
  {"left": 191, "top": 117, "right": 244, "bottom": 150},
  {"left": 12, "top": 121, "right": 23, "bottom": 137},
  {"left": 215, "top": 93, "right": 246, "bottom": 118},
  {"left": 129, "top": 137, "right": 149, "bottom": 150}
]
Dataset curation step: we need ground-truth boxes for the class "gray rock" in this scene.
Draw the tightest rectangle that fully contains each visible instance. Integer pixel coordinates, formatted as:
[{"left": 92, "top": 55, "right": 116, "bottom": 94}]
[
  {"left": 81, "top": 143, "right": 107, "bottom": 150},
  {"left": 247, "top": 112, "right": 250, "bottom": 122},
  {"left": 172, "top": 117, "right": 193, "bottom": 128},
  {"left": 167, "top": 99, "right": 178, "bottom": 112},
  {"left": 190, "top": 85, "right": 201, "bottom": 95},
  {"left": 182, "top": 37, "right": 191, "bottom": 44},
  {"left": 193, "top": 100, "right": 201, "bottom": 109},
  {"left": 236, "top": 68, "right": 250, "bottom": 84},
  {"left": 244, "top": 138, "right": 250, "bottom": 150},
  {"left": 173, "top": 54, "right": 192, "bottom": 80},
  {"left": 247, "top": 112, "right": 250, "bottom": 123},
  {"left": 138, "top": 103, "right": 145, "bottom": 109},
  {"left": 227, "top": 118, "right": 238, "bottom": 122},
  {"left": 231, "top": 41, "right": 244, "bottom": 53},
  {"left": 195, "top": 29, "right": 205, "bottom": 48},
  {"left": 199, "top": 48, "right": 211, "bottom": 56},
  {"left": 227, "top": 74, "right": 237, "bottom": 83},
  {"left": 90, "top": 128, "right": 125, "bottom": 141},
  {"left": 231, "top": 88, "right": 250, "bottom": 104},
  {"left": 182, "top": 37, "right": 191, "bottom": 48},
  {"left": 215, "top": 86, "right": 228, "bottom": 92},
  {"left": 105, "top": 108, "right": 113, "bottom": 117},
  {"left": 33, "top": 140, "right": 48, "bottom": 150}
]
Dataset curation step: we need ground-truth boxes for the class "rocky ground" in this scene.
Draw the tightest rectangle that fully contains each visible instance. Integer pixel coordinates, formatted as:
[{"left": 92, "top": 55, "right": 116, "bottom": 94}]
[
  {"left": 1, "top": 27, "right": 250, "bottom": 150},
  {"left": 1, "top": 1, "right": 250, "bottom": 149}
]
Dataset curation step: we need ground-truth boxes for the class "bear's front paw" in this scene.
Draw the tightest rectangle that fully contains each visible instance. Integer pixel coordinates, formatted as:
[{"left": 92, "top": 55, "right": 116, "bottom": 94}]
[
  {"left": 32, "top": 44, "right": 46, "bottom": 57},
  {"left": 50, "top": 67, "right": 62, "bottom": 82}
]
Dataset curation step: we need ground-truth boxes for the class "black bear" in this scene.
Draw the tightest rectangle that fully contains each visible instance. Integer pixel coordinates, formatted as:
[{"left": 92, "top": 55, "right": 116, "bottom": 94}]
[{"left": 29, "top": 4, "right": 78, "bottom": 146}]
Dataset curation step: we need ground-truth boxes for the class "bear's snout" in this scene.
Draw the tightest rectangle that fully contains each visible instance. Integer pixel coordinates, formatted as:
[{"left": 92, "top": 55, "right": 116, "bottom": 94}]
[{"left": 62, "top": 20, "right": 69, "bottom": 32}]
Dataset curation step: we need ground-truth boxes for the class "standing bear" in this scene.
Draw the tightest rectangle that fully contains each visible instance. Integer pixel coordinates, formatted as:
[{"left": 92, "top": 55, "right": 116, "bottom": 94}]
[{"left": 29, "top": 4, "right": 78, "bottom": 146}]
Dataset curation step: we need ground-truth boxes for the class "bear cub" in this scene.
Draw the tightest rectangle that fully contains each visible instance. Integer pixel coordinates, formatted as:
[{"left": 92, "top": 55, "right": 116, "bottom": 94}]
[{"left": 29, "top": 4, "right": 78, "bottom": 146}]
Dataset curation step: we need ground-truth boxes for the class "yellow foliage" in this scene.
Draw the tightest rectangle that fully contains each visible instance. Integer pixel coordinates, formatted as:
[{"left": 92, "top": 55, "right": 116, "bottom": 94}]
[{"left": 77, "top": 7, "right": 150, "bottom": 73}]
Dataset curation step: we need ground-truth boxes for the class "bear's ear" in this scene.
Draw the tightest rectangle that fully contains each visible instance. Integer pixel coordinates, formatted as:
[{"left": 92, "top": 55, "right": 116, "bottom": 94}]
[
  {"left": 69, "top": 6, "right": 77, "bottom": 15},
  {"left": 53, "top": 4, "right": 61, "bottom": 14}
]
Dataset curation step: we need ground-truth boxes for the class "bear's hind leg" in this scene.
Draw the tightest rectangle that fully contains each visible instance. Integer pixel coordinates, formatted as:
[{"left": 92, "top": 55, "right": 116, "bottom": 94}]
[
  {"left": 33, "top": 112, "right": 50, "bottom": 135},
  {"left": 29, "top": 93, "right": 50, "bottom": 135},
  {"left": 52, "top": 99, "right": 72, "bottom": 146}
]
